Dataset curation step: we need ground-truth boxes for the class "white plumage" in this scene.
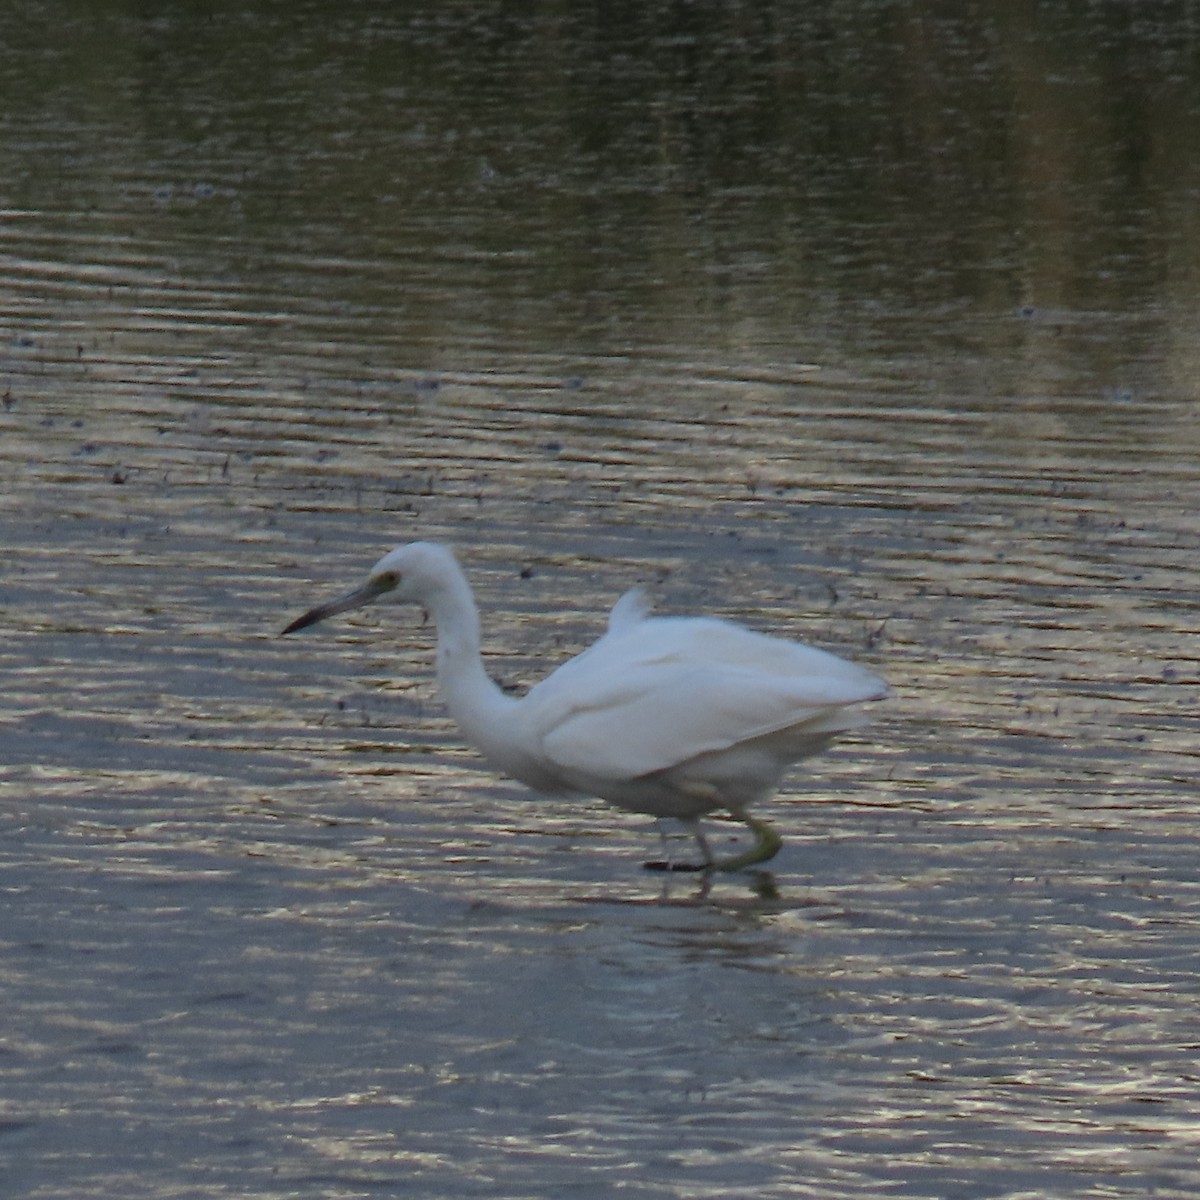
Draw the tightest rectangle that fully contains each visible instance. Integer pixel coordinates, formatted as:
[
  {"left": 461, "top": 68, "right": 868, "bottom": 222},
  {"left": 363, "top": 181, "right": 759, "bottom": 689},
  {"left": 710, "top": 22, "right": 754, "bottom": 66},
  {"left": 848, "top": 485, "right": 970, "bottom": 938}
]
[{"left": 282, "top": 541, "right": 887, "bottom": 872}]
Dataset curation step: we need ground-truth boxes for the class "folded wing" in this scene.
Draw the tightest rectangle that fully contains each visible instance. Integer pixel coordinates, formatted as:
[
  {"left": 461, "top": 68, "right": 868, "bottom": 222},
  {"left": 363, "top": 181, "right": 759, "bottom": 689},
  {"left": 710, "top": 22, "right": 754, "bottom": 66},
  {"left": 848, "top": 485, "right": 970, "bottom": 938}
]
[{"left": 520, "top": 615, "right": 886, "bottom": 782}]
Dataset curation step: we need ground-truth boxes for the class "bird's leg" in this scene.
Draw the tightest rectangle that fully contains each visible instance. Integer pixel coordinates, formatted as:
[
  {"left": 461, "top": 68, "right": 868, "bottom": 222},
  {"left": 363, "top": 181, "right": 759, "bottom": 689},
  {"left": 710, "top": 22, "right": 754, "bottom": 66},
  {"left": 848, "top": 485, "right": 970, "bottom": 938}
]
[
  {"left": 656, "top": 818, "right": 671, "bottom": 863},
  {"left": 644, "top": 814, "right": 781, "bottom": 873},
  {"left": 643, "top": 818, "right": 712, "bottom": 873},
  {"left": 642, "top": 820, "right": 675, "bottom": 871},
  {"left": 690, "top": 820, "right": 715, "bottom": 869},
  {"left": 710, "top": 813, "right": 783, "bottom": 872}
]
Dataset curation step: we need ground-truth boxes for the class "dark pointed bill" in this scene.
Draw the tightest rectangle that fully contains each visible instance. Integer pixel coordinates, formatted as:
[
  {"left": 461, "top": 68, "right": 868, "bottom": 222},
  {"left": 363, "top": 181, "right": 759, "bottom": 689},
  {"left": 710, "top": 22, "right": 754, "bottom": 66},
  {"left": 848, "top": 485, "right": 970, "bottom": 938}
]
[{"left": 280, "top": 576, "right": 393, "bottom": 636}]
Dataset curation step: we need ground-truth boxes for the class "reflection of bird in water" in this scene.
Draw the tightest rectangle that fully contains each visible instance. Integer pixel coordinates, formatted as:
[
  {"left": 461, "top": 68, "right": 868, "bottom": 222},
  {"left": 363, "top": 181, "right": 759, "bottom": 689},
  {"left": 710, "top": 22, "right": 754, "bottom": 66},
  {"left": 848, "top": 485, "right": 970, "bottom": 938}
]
[{"left": 282, "top": 542, "right": 888, "bottom": 872}]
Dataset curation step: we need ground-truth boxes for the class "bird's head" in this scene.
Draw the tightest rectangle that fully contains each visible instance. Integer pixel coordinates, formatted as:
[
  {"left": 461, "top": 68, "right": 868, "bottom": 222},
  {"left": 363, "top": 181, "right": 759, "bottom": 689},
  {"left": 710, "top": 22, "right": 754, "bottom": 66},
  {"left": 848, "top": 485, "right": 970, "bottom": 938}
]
[{"left": 280, "top": 541, "right": 459, "bottom": 635}]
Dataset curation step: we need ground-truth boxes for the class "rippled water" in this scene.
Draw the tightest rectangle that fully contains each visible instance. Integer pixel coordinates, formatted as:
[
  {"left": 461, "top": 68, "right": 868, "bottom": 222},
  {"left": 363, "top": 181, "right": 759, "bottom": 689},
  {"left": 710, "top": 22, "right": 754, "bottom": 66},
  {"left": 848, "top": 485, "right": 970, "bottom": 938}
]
[{"left": 3, "top": 3, "right": 1200, "bottom": 1198}]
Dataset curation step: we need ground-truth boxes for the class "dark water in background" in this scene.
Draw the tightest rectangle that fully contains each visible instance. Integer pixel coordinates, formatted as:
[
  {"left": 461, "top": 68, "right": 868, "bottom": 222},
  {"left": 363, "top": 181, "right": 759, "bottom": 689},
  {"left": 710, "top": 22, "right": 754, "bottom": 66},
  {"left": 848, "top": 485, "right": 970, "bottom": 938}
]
[{"left": 2, "top": 3, "right": 1199, "bottom": 1197}]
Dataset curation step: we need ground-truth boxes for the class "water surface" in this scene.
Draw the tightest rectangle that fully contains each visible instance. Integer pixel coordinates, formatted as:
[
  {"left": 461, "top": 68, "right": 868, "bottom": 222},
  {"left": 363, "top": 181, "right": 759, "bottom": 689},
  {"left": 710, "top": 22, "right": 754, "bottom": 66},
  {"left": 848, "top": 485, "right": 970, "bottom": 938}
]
[{"left": 2, "top": 3, "right": 1199, "bottom": 1197}]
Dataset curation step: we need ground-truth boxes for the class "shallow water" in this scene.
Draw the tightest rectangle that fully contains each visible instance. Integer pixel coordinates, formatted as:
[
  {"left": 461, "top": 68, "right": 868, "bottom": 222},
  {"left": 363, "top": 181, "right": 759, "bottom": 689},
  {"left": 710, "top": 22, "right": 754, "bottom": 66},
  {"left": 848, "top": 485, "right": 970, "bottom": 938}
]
[{"left": 3, "top": 3, "right": 1200, "bottom": 1198}]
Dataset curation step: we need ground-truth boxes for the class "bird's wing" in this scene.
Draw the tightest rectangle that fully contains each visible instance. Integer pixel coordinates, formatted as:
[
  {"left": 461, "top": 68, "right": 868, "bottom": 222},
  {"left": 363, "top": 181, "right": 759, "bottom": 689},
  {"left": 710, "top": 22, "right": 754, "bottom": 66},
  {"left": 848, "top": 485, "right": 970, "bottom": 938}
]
[{"left": 523, "top": 616, "right": 886, "bottom": 782}]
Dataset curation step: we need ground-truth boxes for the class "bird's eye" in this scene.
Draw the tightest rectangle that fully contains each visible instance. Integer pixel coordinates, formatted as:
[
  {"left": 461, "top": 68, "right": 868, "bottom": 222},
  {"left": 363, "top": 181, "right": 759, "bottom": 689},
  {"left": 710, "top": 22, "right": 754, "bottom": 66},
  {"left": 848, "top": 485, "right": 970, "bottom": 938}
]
[{"left": 376, "top": 571, "right": 400, "bottom": 591}]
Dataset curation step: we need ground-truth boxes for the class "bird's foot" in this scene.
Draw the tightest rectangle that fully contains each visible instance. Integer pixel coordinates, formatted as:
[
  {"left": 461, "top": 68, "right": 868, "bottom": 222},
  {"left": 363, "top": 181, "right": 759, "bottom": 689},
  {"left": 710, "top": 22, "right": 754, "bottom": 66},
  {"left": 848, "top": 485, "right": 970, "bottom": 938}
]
[
  {"left": 642, "top": 815, "right": 781, "bottom": 874},
  {"left": 643, "top": 858, "right": 709, "bottom": 873}
]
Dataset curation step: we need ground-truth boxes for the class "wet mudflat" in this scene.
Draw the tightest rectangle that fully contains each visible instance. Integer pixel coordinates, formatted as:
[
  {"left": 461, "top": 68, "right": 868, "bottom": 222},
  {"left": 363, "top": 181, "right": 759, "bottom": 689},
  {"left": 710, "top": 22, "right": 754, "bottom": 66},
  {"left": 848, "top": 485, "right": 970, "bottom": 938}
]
[{"left": 3, "top": 4, "right": 1200, "bottom": 1198}]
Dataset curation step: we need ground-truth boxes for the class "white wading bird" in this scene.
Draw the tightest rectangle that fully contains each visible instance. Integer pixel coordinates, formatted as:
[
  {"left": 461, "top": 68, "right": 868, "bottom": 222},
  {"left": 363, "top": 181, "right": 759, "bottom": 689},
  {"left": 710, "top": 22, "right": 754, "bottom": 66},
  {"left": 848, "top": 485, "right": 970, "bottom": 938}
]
[{"left": 281, "top": 542, "right": 888, "bottom": 872}]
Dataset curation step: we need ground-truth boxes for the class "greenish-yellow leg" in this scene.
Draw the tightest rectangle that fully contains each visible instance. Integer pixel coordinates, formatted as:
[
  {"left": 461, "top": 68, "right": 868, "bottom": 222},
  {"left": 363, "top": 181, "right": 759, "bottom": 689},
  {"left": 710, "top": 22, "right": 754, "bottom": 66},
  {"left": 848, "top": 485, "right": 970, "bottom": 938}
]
[
  {"left": 712, "top": 814, "right": 782, "bottom": 872},
  {"left": 644, "top": 814, "right": 782, "bottom": 873}
]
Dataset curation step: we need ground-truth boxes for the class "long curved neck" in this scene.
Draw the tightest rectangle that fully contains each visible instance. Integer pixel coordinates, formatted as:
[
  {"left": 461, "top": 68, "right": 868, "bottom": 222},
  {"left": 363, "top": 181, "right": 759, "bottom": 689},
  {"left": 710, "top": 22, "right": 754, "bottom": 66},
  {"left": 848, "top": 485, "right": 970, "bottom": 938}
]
[{"left": 426, "top": 568, "right": 516, "bottom": 750}]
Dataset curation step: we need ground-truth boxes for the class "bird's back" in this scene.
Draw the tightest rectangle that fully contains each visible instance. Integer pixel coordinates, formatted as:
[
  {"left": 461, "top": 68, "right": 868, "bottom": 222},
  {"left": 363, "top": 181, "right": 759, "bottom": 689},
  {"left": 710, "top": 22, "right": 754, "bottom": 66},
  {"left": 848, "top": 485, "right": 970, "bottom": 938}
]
[{"left": 517, "top": 611, "right": 886, "bottom": 785}]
